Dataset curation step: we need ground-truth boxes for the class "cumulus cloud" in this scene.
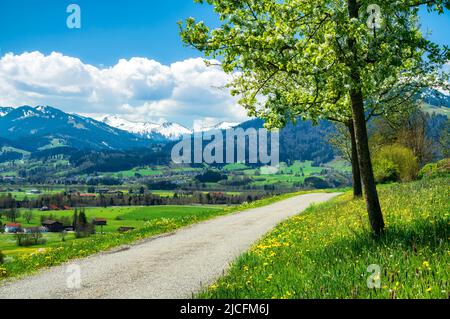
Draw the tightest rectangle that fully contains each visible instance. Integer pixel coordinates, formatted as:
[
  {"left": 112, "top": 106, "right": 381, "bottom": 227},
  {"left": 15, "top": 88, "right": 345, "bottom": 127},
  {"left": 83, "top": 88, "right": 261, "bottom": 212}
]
[{"left": 0, "top": 51, "right": 249, "bottom": 127}]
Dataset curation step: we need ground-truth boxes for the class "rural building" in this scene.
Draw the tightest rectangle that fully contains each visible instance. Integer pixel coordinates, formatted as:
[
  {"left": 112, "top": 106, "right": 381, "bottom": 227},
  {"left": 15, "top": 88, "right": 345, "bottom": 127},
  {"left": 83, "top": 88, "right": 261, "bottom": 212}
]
[
  {"left": 4, "top": 223, "right": 22, "bottom": 233},
  {"left": 24, "top": 226, "right": 47, "bottom": 234},
  {"left": 41, "top": 220, "right": 64, "bottom": 233},
  {"left": 94, "top": 218, "right": 107, "bottom": 234},
  {"left": 93, "top": 218, "right": 107, "bottom": 226}
]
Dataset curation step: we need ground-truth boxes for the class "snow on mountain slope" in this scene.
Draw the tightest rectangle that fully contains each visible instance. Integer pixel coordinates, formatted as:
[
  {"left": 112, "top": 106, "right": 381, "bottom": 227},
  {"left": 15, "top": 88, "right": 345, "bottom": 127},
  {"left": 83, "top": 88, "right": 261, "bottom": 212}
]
[
  {"left": 0, "top": 107, "right": 13, "bottom": 117},
  {"left": 157, "top": 122, "right": 192, "bottom": 140},
  {"left": 98, "top": 115, "right": 240, "bottom": 140},
  {"left": 98, "top": 116, "right": 192, "bottom": 140},
  {"left": 100, "top": 116, "right": 160, "bottom": 136},
  {"left": 200, "top": 121, "right": 240, "bottom": 132}
]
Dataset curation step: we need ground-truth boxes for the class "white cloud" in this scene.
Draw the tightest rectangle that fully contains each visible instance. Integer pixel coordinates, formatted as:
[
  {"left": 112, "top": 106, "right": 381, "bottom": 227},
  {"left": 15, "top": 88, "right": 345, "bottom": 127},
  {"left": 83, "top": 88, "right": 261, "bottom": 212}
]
[{"left": 0, "top": 51, "right": 249, "bottom": 127}]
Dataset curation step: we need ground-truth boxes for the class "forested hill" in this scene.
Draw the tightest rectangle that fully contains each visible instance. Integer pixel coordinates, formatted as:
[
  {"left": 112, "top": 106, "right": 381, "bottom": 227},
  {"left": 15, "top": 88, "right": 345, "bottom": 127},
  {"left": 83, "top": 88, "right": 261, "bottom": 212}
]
[{"left": 237, "top": 118, "right": 335, "bottom": 165}]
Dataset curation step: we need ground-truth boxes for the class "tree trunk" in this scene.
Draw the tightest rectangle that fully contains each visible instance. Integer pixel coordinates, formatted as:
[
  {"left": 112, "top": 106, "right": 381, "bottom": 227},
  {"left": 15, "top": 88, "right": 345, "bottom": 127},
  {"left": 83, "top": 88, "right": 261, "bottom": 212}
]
[
  {"left": 348, "top": 122, "right": 362, "bottom": 198},
  {"left": 347, "top": 0, "right": 385, "bottom": 236}
]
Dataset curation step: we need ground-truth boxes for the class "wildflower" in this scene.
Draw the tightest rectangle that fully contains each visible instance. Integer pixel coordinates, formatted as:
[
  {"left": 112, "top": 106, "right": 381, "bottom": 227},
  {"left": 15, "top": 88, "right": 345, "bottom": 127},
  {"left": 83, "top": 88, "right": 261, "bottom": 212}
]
[
  {"left": 426, "top": 287, "right": 432, "bottom": 292},
  {"left": 0, "top": 267, "right": 7, "bottom": 277}
]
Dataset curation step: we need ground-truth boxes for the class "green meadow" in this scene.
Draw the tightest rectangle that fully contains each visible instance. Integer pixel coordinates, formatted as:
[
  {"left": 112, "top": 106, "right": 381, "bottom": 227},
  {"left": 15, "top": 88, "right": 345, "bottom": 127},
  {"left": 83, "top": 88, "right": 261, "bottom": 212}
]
[
  {"left": 0, "top": 205, "right": 222, "bottom": 257},
  {"left": 0, "top": 190, "right": 325, "bottom": 280},
  {"left": 199, "top": 178, "right": 449, "bottom": 299}
]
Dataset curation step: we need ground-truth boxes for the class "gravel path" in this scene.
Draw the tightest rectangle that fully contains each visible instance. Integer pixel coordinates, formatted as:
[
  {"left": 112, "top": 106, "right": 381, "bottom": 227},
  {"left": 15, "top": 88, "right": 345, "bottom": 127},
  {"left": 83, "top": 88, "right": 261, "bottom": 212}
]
[{"left": 0, "top": 192, "right": 340, "bottom": 299}]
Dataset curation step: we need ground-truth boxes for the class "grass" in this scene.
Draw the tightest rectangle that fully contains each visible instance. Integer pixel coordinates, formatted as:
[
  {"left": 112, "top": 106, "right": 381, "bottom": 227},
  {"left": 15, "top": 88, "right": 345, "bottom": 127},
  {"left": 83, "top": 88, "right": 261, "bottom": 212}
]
[
  {"left": 0, "top": 189, "right": 63, "bottom": 200},
  {"left": 0, "top": 206, "right": 222, "bottom": 255},
  {"left": 199, "top": 178, "right": 449, "bottom": 299},
  {"left": 246, "top": 161, "right": 337, "bottom": 187},
  {"left": 106, "top": 167, "right": 162, "bottom": 178},
  {"left": 0, "top": 189, "right": 336, "bottom": 281}
]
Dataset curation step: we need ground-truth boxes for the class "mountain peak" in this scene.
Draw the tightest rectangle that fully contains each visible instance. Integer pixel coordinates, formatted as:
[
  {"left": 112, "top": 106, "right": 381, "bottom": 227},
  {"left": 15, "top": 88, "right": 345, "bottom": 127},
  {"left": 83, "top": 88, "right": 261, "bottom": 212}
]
[
  {"left": 0, "top": 107, "right": 13, "bottom": 117},
  {"left": 99, "top": 116, "right": 192, "bottom": 140}
]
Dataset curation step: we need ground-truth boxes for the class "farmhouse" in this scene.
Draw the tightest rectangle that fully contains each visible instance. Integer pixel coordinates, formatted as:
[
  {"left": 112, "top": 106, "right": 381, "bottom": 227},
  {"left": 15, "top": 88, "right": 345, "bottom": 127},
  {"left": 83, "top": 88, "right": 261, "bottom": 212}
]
[
  {"left": 24, "top": 226, "right": 47, "bottom": 234},
  {"left": 4, "top": 223, "right": 22, "bottom": 233},
  {"left": 94, "top": 218, "right": 107, "bottom": 233},
  {"left": 93, "top": 218, "right": 107, "bottom": 226},
  {"left": 41, "top": 220, "right": 64, "bottom": 233}
]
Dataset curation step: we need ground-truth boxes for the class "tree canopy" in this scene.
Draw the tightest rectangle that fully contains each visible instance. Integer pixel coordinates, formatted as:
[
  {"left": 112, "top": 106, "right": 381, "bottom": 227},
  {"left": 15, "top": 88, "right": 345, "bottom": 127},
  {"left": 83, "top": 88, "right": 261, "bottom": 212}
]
[{"left": 180, "top": 0, "right": 449, "bottom": 128}]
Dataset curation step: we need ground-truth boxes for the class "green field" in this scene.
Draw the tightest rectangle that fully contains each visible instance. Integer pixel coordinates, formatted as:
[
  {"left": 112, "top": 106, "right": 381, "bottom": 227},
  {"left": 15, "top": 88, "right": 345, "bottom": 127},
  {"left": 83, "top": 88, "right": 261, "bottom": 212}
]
[
  {"left": 0, "top": 189, "right": 63, "bottom": 200},
  {"left": 105, "top": 167, "right": 162, "bottom": 178},
  {"left": 0, "top": 205, "right": 222, "bottom": 257},
  {"left": 199, "top": 178, "right": 449, "bottom": 299},
  {"left": 0, "top": 189, "right": 341, "bottom": 280},
  {"left": 246, "top": 161, "right": 326, "bottom": 186}
]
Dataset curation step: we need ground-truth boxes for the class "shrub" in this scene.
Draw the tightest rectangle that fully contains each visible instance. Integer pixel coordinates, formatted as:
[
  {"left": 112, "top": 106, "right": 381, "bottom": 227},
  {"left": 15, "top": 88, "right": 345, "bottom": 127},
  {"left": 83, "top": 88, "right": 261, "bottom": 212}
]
[
  {"left": 0, "top": 250, "right": 4, "bottom": 264},
  {"left": 195, "top": 170, "right": 227, "bottom": 183},
  {"left": 15, "top": 233, "right": 46, "bottom": 247},
  {"left": 303, "top": 176, "right": 331, "bottom": 189},
  {"left": 373, "top": 144, "right": 419, "bottom": 183},
  {"left": 418, "top": 158, "right": 450, "bottom": 179},
  {"left": 373, "top": 158, "right": 399, "bottom": 183}
]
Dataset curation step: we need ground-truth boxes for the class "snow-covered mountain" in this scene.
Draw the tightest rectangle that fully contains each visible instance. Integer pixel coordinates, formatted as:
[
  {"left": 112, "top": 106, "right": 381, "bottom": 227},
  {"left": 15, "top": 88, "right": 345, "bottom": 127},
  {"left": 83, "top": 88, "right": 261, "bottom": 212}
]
[
  {"left": 0, "top": 107, "right": 14, "bottom": 117},
  {"left": 0, "top": 106, "right": 152, "bottom": 151},
  {"left": 156, "top": 122, "right": 193, "bottom": 140},
  {"left": 100, "top": 116, "right": 161, "bottom": 138},
  {"left": 199, "top": 121, "right": 240, "bottom": 132},
  {"left": 99, "top": 116, "right": 242, "bottom": 140},
  {"left": 421, "top": 88, "right": 450, "bottom": 108},
  {"left": 98, "top": 116, "right": 192, "bottom": 140}
]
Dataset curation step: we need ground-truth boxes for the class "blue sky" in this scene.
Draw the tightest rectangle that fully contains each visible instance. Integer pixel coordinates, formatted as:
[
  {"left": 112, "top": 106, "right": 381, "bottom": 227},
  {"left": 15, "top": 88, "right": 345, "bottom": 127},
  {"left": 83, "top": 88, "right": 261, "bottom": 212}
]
[
  {"left": 0, "top": 1, "right": 448, "bottom": 66},
  {"left": 0, "top": 1, "right": 448, "bottom": 127},
  {"left": 0, "top": 0, "right": 220, "bottom": 66}
]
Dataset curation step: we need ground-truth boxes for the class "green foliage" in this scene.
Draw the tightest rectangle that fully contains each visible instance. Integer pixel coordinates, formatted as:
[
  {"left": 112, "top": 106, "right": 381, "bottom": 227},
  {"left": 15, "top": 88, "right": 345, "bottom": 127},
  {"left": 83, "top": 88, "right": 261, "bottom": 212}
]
[
  {"left": 23, "top": 210, "right": 33, "bottom": 224},
  {"left": 418, "top": 158, "right": 450, "bottom": 179},
  {"left": 195, "top": 170, "right": 227, "bottom": 183},
  {"left": 199, "top": 178, "right": 450, "bottom": 299},
  {"left": 6, "top": 208, "right": 20, "bottom": 222},
  {"left": 180, "top": 0, "right": 449, "bottom": 128},
  {"left": 15, "top": 233, "right": 46, "bottom": 247},
  {"left": 373, "top": 158, "right": 400, "bottom": 184},
  {"left": 373, "top": 145, "right": 419, "bottom": 183},
  {"left": 0, "top": 250, "right": 4, "bottom": 264},
  {"left": 303, "top": 176, "right": 330, "bottom": 189}
]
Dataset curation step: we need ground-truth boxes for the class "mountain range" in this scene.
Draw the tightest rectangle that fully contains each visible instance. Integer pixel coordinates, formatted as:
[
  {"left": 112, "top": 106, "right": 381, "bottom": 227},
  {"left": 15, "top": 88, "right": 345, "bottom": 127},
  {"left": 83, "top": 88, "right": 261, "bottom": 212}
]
[
  {"left": 0, "top": 87, "right": 448, "bottom": 162},
  {"left": 0, "top": 105, "right": 241, "bottom": 152},
  {"left": 0, "top": 106, "right": 153, "bottom": 151},
  {"left": 97, "top": 115, "right": 239, "bottom": 140}
]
